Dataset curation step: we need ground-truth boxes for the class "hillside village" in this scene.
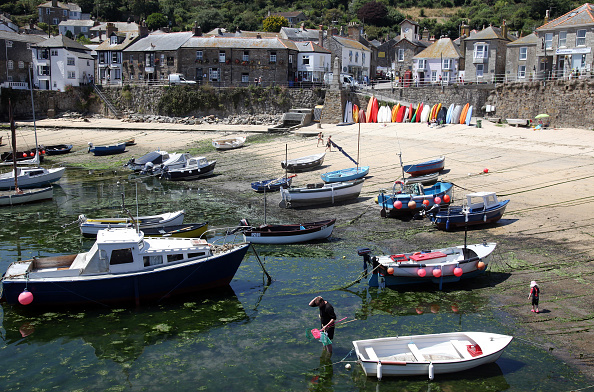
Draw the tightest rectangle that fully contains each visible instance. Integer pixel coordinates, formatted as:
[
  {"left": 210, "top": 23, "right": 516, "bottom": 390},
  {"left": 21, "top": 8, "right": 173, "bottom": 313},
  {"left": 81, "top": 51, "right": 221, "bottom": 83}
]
[{"left": 0, "top": 1, "right": 592, "bottom": 93}]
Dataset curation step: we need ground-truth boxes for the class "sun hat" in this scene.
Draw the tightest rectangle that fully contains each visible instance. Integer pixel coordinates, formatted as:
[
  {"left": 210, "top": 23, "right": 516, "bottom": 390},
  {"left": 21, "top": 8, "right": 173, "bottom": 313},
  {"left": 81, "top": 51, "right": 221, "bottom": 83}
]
[{"left": 530, "top": 281, "right": 537, "bottom": 287}]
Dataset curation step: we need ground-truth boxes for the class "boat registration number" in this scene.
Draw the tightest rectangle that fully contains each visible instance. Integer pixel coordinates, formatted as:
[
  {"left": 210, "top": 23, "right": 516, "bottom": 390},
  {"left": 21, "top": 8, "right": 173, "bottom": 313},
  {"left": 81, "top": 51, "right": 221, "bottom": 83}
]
[{"left": 251, "top": 233, "right": 261, "bottom": 237}]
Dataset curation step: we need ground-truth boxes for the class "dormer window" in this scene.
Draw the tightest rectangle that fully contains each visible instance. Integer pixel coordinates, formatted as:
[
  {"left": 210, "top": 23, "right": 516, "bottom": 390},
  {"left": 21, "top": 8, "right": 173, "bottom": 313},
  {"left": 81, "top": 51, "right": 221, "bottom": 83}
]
[{"left": 110, "top": 35, "right": 118, "bottom": 45}]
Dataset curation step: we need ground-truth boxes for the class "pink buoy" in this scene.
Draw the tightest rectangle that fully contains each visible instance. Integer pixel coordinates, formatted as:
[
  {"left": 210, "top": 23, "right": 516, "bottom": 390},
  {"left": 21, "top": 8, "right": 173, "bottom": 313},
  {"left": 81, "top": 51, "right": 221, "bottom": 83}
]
[
  {"left": 393, "top": 200, "right": 402, "bottom": 209},
  {"left": 454, "top": 267, "right": 463, "bottom": 277},
  {"left": 483, "top": 168, "right": 489, "bottom": 173},
  {"left": 432, "top": 268, "right": 442, "bottom": 278},
  {"left": 408, "top": 200, "right": 417, "bottom": 210},
  {"left": 423, "top": 199, "right": 430, "bottom": 207},
  {"left": 443, "top": 195, "right": 451, "bottom": 203},
  {"left": 417, "top": 268, "right": 426, "bottom": 277},
  {"left": 18, "top": 289, "right": 34, "bottom": 305},
  {"left": 434, "top": 197, "right": 441, "bottom": 204}
]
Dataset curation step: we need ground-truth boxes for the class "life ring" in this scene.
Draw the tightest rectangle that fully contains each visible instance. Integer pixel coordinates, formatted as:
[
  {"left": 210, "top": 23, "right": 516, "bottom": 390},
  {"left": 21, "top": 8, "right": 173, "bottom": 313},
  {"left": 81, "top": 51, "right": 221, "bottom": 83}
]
[{"left": 393, "top": 180, "right": 403, "bottom": 194}]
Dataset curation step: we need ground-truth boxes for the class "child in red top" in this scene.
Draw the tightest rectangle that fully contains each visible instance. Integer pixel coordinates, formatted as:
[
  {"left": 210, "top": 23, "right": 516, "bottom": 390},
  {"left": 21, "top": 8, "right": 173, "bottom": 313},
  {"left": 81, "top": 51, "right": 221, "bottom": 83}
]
[{"left": 528, "top": 281, "right": 540, "bottom": 313}]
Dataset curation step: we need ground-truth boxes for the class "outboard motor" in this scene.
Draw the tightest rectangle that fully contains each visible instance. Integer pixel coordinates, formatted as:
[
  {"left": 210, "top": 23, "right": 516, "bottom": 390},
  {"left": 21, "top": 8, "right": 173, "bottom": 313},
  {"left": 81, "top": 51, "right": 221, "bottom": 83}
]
[
  {"left": 358, "top": 247, "right": 373, "bottom": 271},
  {"left": 239, "top": 218, "right": 250, "bottom": 227},
  {"left": 142, "top": 161, "right": 154, "bottom": 175}
]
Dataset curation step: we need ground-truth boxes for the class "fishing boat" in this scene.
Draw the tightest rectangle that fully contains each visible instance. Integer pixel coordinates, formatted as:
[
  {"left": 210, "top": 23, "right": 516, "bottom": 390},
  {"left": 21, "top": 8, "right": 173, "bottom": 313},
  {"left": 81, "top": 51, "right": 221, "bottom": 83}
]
[
  {"left": 140, "top": 152, "right": 191, "bottom": 177},
  {"left": 251, "top": 175, "right": 295, "bottom": 192},
  {"left": 88, "top": 142, "right": 126, "bottom": 156},
  {"left": 281, "top": 153, "right": 325, "bottom": 172},
  {"left": 142, "top": 222, "right": 208, "bottom": 238},
  {"left": 0, "top": 227, "right": 250, "bottom": 306},
  {"left": 235, "top": 218, "right": 336, "bottom": 244},
  {"left": 79, "top": 210, "right": 185, "bottom": 237},
  {"left": 43, "top": 144, "right": 73, "bottom": 155},
  {"left": 353, "top": 332, "right": 513, "bottom": 380},
  {"left": 279, "top": 178, "right": 364, "bottom": 208},
  {"left": 430, "top": 192, "right": 510, "bottom": 230},
  {"left": 212, "top": 136, "right": 246, "bottom": 150},
  {"left": 403, "top": 156, "right": 445, "bottom": 176},
  {"left": 125, "top": 150, "right": 172, "bottom": 172},
  {"left": 377, "top": 181, "right": 453, "bottom": 216},
  {"left": 161, "top": 157, "right": 216, "bottom": 181},
  {"left": 321, "top": 166, "right": 369, "bottom": 183},
  {"left": 357, "top": 241, "right": 496, "bottom": 289},
  {"left": 1, "top": 148, "right": 45, "bottom": 163}
]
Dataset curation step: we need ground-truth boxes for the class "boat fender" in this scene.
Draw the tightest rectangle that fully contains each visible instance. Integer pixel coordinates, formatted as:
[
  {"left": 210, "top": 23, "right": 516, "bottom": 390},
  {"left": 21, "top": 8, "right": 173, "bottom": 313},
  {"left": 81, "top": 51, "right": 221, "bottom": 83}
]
[
  {"left": 428, "top": 362, "right": 434, "bottom": 381},
  {"left": 376, "top": 361, "right": 382, "bottom": 380}
]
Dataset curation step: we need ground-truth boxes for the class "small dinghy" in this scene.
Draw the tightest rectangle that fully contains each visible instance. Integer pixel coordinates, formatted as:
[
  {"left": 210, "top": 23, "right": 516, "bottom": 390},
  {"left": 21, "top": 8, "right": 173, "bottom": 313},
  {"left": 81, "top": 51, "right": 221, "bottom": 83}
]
[
  {"left": 141, "top": 222, "right": 208, "bottom": 238},
  {"left": 212, "top": 136, "right": 246, "bottom": 150},
  {"left": 251, "top": 175, "right": 295, "bottom": 192},
  {"left": 280, "top": 178, "right": 364, "bottom": 208},
  {"left": 353, "top": 331, "right": 513, "bottom": 380},
  {"left": 235, "top": 218, "right": 335, "bottom": 244},
  {"left": 88, "top": 142, "right": 126, "bottom": 156},
  {"left": 161, "top": 157, "right": 216, "bottom": 181},
  {"left": 43, "top": 144, "right": 73, "bottom": 155},
  {"left": 79, "top": 210, "right": 185, "bottom": 237},
  {"left": 402, "top": 156, "right": 445, "bottom": 176},
  {"left": 281, "top": 153, "right": 325, "bottom": 172}
]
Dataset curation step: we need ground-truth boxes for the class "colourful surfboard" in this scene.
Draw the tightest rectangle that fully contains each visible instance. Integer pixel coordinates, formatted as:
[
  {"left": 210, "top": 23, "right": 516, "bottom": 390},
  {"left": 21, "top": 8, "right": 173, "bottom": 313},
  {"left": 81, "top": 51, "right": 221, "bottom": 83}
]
[
  {"left": 353, "top": 104, "right": 359, "bottom": 123},
  {"left": 396, "top": 105, "right": 406, "bottom": 122},
  {"left": 359, "top": 109, "right": 366, "bottom": 123},
  {"left": 366, "top": 98, "right": 374, "bottom": 122},
  {"left": 434, "top": 103, "right": 442, "bottom": 120},
  {"left": 408, "top": 104, "right": 413, "bottom": 121},
  {"left": 445, "top": 103, "right": 454, "bottom": 124},
  {"left": 371, "top": 97, "right": 379, "bottom": 123},
  {"left": 465, "top": 105, "right": 473, "bottom": 126},
  {"left": 460, "top": 103, "right": 470, "bottom": 124}
]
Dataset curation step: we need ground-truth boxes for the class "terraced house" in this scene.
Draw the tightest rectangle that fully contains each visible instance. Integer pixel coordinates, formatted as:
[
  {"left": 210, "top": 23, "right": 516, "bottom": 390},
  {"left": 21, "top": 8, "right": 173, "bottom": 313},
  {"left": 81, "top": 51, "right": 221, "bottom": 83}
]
[
  {"left": 38, "top": 0, "right": 87, "bottom": 27},
  {"left": 0, "top": 31, "right": 45, "bottom": 89}
]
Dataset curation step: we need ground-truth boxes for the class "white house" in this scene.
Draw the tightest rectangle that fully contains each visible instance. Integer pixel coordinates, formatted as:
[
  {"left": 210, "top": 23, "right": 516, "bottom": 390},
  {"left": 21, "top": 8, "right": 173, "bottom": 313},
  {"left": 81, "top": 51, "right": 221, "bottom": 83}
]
[
  {"left": 31, "top": 34, "right": 94, "bottom": 91},
  {"left": 295, "top": 41, "right": 331, "bottom": 84},
  {"left": 328, "top": 35, "right": 371, "bottom": 82},
  {"left": 413, "top": 37, "right": 462, "bottom": 85},
  {"left": 59, "top": 20, "right": 95, "bottom": 39}
]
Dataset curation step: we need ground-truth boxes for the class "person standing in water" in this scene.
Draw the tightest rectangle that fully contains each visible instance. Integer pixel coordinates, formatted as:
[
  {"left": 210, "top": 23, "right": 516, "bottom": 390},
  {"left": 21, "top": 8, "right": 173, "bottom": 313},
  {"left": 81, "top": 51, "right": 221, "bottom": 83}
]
[{"left": 309, "top": 296, "right": 336, "bottom": 354}]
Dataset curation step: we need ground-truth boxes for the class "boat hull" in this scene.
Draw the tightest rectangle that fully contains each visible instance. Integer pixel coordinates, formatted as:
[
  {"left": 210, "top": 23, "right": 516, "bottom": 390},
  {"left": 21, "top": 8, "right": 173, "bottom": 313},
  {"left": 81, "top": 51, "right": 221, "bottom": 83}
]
[
  {"left": 0, "top": 187, "right": 53, "bottom": 205},
  {"left": 1, "top": 244, "right": 250, "bottom": 306},
  {"left": 163, "top": 161, "right": 216, "bottom": 181},
  {"left": 44, "top": 144, "right": 73, "bottom": 155},
  {"left": 378, "top": 181, "right": 453, "bottom": 216},
  {"left": 432, "top": 200, "right": 510, "bottom": 230},
  {"left": 280, "top": 179, "right": 364, "bottom": 208},
  {"left": 321, "top": 166, "right": 369, "bottom": 183},
  {"left": 212, "top": 137, "right": 246, "bottom": 150},
  {"left": 243, "top": 219, "right": 335, "bottom": 244},
  {"left": 141, "top": 222, "right": 208, "bottom": 238},
  {"left": 89, "top": 143, "right": 126, "bottom": 156},
  {"left": 251, "top": 177, "right": 292, "bottom": 192},
  {"left": 0, "top": 167, "right": 65, "bottom": 190},
  {"left": 402, "top": 156, "right": 445, "bottom": 176},
  {"left": 80, "top": 211, "right": 185, "bottom": 237},
  {"left": 281, "top": 153, "right": 325, "bottom": 172}
]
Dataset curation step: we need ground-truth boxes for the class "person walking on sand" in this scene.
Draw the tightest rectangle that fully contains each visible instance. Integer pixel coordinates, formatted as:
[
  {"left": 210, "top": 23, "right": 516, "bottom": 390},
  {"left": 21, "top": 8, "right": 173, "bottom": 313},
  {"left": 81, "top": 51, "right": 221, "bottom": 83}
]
[
  {"left": 528, "top": 281, "right": 540, "bottom": 313},
  {"left": 317, "top": 132, "right": 324, "bottom": 147},
  {"left": 325, "top": 135, "right": 332, "bottom": 152},
  {"left": 309, "top": 296, "right": 336, "bottom": 354}
]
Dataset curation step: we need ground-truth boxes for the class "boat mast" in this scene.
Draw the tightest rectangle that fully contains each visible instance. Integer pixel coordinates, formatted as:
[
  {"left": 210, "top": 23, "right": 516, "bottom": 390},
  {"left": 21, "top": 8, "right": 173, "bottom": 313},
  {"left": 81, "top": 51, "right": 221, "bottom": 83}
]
[
  {"left": 9, "top": 100, "right": 19, "bottom": 192},
  {"left": 29, "top": 67, "right": 39, "bottom": 167},
  {"left": 357, "top": 122, "right": 360, "bottom": 171}
]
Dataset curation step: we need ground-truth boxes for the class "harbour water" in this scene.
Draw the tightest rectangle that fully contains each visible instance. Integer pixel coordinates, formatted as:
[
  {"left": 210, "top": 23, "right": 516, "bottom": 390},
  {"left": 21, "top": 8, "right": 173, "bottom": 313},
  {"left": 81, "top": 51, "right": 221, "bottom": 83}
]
[{"left": 0, "top": 169, "right": 586, "bottom": 391}]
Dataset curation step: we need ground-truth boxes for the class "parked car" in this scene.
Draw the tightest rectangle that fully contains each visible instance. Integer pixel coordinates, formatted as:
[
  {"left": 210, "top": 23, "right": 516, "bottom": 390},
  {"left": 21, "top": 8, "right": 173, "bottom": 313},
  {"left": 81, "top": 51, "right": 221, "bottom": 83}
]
[{"left": 168, "top": 74, "right": 196, "bottom": 85}]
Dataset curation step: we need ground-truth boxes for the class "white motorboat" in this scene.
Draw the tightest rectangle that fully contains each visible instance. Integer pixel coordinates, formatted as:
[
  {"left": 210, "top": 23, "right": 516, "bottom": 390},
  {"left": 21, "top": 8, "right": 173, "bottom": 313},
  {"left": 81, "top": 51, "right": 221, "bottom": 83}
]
[
  {"left": 279, "top": 178, "right": 364, "bottom": 208},
  {"left": 79, "top": 210, "right": 185, "bottom": 237}
]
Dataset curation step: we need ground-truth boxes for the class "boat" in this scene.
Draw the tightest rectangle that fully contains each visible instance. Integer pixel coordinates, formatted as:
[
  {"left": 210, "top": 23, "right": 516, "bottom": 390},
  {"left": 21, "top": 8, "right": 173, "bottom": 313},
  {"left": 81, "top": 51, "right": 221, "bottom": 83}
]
[
  {"left": 358, "top": 241, "right": 496, "bottom": 289},
  {"left": 353, "top": 331, "right": 513, "bottom": 380},
  {"left": 0, "top": 227, "right": 250, "bottom": 306},
  {"left": 402, "top": 156, "right": 445, "bottom": 176},
  {"left": 123, "top": 138, "right": 136, "bottom": 146},
  {"left": 430, "top": 192, "right": 510, "bottom": 230},
  {"left": 140, "top": 152, "right": 192, "bottom": 176},
  {"left": 403, "top": 172, "right": 439, "bottom": 185},
  {"left": 79, "top": 210, "right": 185, "bottom": 237},
  {"left": 43, "top": 144, "right": 73, "bottom": 155},
  {"left": 88, "top": 142, "right": 126, "bottom": 156},
  {"left": 141, "top": 222, "right": 208, "bottom": 238},
  {"left": 212, "top": 136, "right": 246, "bottom": 150},
  {"left": 0, "top": 101, "right": 54, "bottom": 205},
  {"left": 125, "top": 150, "right": 172, "bottom": 172},
  {"left": 161, "top": 156, "right": 216, "bottom": 181},
  {"left": 0, "top": 163, "right": 64, "bottom": 190},
  {"left": 279, "top": 178, "right": 364, "bottom": 208},
  {"left": 377, "top": 181, "right": 453, "bottom": 216},
  {"left": 1, "top": 147, "right": 45, "bottom": 163},
  {"left": 235, "top": 218, "right": 336, "bottom": 244},
  {"left": 281, "top": 153, "right": 325, "bottom": 172},
  {"left": 321, "top": 166, "right": 369, "bottom": 183},
  {"left": 251, "top": 175, "right": 295, "bottom": 192}
]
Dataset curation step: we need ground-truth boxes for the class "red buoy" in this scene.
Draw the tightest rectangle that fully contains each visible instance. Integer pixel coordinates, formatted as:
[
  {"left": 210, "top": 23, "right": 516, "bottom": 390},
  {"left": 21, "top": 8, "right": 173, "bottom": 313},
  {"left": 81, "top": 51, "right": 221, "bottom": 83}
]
[
  {"left": 454, "top": 267, "right": 463, "bottom": 277},
  {"left": 417, "top": 268, "right": 426, "bottom": 277},
  {"left": 423, "top": 199, "right": 430, "bottom": 207},
  {"left": 434, "top": 197, "right": 441, "bottom": 204},
  {"left": 18, "top": 289, "right": 34, "bottom": 305},
  {"left": 443, "top": 195, "right": 451, "bottom": 203},
  {"left": 387, "top": 267, "right": 394, "bottom": 275},
  {"left": 432, "top": 269, "right": 442, "bottom": 278},
  {"left": 393, "top": 200, "right": 402, "bottom": 209},
  {"left": 483, "top": 168, "right": 489, "bottom": 173},
  {"left": 22, "top": 152, "right": 27, "bottom": 157}
]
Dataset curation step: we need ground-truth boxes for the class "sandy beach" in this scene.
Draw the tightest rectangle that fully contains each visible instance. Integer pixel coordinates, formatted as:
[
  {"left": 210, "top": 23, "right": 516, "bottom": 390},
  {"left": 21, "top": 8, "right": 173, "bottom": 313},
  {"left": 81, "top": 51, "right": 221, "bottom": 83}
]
[{"left": 6, "top": 116, "right": 594, "bottom": 379}]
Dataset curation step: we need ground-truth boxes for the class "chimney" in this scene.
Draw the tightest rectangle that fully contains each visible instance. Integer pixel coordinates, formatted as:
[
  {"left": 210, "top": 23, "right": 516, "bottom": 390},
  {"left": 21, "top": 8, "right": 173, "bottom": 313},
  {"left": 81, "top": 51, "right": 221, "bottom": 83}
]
[
  {"left": 461, "top": 22, "right": 470, "bottom": 37},
  {"left": 192, "top": 21, "right": 202, "bottom": 36},
  {"left": 501, "top": 19, "right": 508, "bottom": 39},
  {"left": 52, "top": 0, "right": 57, "bottom": 7},
  {"left": 138, "top": 20, "right": 149, "bottom": 37},
  {"left": 544, "top": 10, "right": 550, "bottom": 25},
  {"left": 318, "top": 25, "right": 324, "bottom": 47},
  {"left": 256, "top": 33, "right": 262, "bottom": 39},
  {"left": 301, "top": 22, "right": 305, "bottom": 31},
  {"left": 347, "top": 22, "right": 360, "bottom": 41},
  {"left": 429, "top": 35, "right": 435, "bottom": 43},
  {"left": 330, "top": 27, "right": 338, "bottom": 36},
  {"left": 422, "top": 27, "right": 429, "bottom": 41},
  {"left": 106, "top": 22, "right": 116, "bottom": 38}
]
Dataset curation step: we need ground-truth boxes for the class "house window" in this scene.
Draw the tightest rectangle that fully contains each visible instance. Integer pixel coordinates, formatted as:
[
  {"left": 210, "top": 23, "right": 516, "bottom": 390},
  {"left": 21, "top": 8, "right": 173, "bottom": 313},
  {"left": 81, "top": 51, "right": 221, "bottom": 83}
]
[
  {"left": 219, "top": 51, "right": 226, "bottom": 63},
  {"left": 362, "top": 52, "right": 366, "bottom": 63},
  {"left": 518, "top": 65, "right": 526, "bottom": 78},
  {"left": 418, "top": 59, "right": 426, "bottom": 69},
  {"left": 196, "top": 50, "right": 203, "bottom": 60},
  {"left": 443, "top": 58, "right": 451, "bottom": 69},
  {"left": 270, "top": 52, "right": 276, "bottom": 63},
  {"left": 67, "top": 57, "right": 75, "bottom": 65},
  {"left": 7, "top": 76, "right": 12, "bottom": 82},
  {"left": 519, "top": 47, "right": 527, "bottom": 60},
  {"left": 46, "top": 8, "right": 50, "bottom": 14},
  {"left": 6, "top": 41, "right": 12, "bottom": 48},
  {"left": 302, "top": 56, "right": 309, "bottom": 65},
  {"left": 82, "top": 26, "right": 88, "bottom": 32},
  {"left": 63, "top": 10, "right": 67, "bottom": 16},
  {"left": 289, "top": 54, "right": 293, "bottom": 64},
  {"left": 431, "top": 70, "right": 437, "bottom": 82},
  {"left": 129, "top": 54, "right": 134, "bottom": 62},
  {"left": 209, "top": 67, "right": 219, "bottom": 81},
  {"left": 111, "top": 52, "right": 119, "bottom": 64},
  {"left": 545, "top": 33, "right": 553, "bottom": 49},
  {"left": 38, "top": 65, "right": 50, "bottom": 75},
  {"left": 243, "top": 51, "right": 249, "bottom": 62},
  {"left": 51, "top": 49, "right": 58, "bottom": 56},
  {"left": 38, "top": 49, "right": 49, "bottom": 59},
  {"left": 576, "top": 29, "right": 586, "bottom": 46},
  {"left": 349, "top": 50, "right": 352, "bottom": 62},
  {"left": 398, "top": 49, "right": 404, "bottom": 62},
  {"left": 355, "top": 52, "right": 359, "bottom": 63},
  {"left": 67, "top": 70, "right": 75, "bottom": 79},
  {"left": 114, "top": 69, "right": 121, "bottom": 79},
  {"left": 476, "top": 63, "right": 484, "bottom": 77},
  {"left": 7, "top": 60, "right": 13, "bottom": 70},
  {"left": 99, "top": 52, "right": 106, "bottom": 64},
  {"left": 558, "top": 31, "right": 567, "bottom": 47},
  {"left": 241, "top": 73, "right": 249, "bottom": 83},
  {"left": 474, "top": 44, "right": 488, "bottom": 60},
  {"left": 18, "top": 61, "right": 24, "bottom": 69},
  {"left": 53, "top": 18, "right": 59, "bottom": 25},
  {"left": 167, "top": 56, "right": 174, "bottom": 66}
]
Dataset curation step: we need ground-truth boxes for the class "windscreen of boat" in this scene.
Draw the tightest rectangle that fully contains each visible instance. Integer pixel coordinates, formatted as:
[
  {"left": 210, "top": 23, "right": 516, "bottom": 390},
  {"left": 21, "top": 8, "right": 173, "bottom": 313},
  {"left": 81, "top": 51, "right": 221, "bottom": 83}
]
[{"left": 462, "top": 248, "right": 478, "bottom": 259}]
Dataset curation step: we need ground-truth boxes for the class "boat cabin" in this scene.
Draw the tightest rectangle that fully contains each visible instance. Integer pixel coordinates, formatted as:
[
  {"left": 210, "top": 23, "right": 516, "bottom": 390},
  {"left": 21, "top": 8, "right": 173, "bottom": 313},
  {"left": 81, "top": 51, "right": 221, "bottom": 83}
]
[{"left": 465, "top": 192, "right": 499, "bottom": 211}]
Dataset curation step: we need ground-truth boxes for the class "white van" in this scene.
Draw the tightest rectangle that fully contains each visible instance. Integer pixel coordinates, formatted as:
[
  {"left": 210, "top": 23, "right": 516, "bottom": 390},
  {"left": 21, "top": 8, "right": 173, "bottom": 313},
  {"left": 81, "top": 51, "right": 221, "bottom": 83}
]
[
  {"left": 168, "top": 74, "right": 196, "bottom": 85},
  {"left": 324, "top": 73, "right": 358, "bottom": 89}
]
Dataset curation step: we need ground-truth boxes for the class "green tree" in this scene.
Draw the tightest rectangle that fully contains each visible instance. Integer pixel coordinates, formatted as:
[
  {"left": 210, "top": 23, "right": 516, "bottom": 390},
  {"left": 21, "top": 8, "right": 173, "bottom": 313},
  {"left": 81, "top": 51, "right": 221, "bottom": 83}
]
[
  {"left": 262, "top": 15, "right": 288, "bottom": 32},
  {"left": 146, "top": 12, "right": 168, "bottom": 30},
  {"left": 357, "top": 1, "right": 389, "bottom": 26},
  {"left": 65, "top": 30, "right": 74, "bottom": 39}
]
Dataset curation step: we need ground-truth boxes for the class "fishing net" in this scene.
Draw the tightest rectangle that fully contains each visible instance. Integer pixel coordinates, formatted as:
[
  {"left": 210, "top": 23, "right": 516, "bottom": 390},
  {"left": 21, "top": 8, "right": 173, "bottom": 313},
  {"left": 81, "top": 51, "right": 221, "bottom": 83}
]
[
  {"left": 320, "top": 332, "right": 332, "bottom": 346},
  {"left": 306, "top": 328, "right": 332, "bottom": 345}
]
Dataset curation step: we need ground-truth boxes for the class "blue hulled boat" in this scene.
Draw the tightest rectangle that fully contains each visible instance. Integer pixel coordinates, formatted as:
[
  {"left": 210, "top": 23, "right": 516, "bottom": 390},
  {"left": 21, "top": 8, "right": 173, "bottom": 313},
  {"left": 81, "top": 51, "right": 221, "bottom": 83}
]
[
  {"left": 377, "top": 181, "right": 453, "bottom": 216},
  {"left": 321, "top": 166, "right": 370, "bottom": 183},
  {"left": 430, "top": 192, "right": 510, "bottom": 230},
  {"left": 251, "top": 175, "right": 294, "bottom": 192},
  {"left": 403, "top": 156, "right": 445, "bottom": 176},
  {"left": 0, "top": 227, "right": 249, "bottom": 306},
  {"left": 88, "top": 142, "right": 126, "bottom": 156}
]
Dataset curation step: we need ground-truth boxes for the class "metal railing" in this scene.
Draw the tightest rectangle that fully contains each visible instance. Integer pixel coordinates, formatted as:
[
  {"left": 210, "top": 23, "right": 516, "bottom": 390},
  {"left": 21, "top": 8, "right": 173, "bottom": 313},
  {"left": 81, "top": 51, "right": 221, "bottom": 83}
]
[{"left": 90, "top": 82, "right": 121, "bottom": 118}]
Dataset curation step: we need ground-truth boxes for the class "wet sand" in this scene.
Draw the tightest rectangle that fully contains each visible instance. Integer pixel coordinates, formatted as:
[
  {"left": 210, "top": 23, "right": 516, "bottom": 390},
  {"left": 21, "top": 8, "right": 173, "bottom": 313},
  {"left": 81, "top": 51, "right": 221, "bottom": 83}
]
[{"left": 7, "top": 117, "right": 594, "bottom": 380}]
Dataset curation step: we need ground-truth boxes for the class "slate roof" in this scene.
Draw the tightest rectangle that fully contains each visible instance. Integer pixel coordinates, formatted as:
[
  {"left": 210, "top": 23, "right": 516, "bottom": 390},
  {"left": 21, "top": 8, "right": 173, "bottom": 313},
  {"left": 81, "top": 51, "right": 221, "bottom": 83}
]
[
  {"left": 205, "top": 28, "right": 279, "bottom": 38},
  {"left": 537, "top": 3, "right": 594, "bottom": 30},
  {"left": 507, "top": 32, "right": 539, "bottom": 46},
  {"left": 181, "top": 36, "right": 298, "bottom": 50},
  {"left": 59, "top": 20, "right": 95, "bottom": 27},
  {"left": 332, "top": 35, "right": 371, "bottom": 51},
  {"left": 95, "top": 32, "right": 140, "bottom": 51},
  {"left": 0, "top": 31, "right": 46, "bottom": 44},
  {"left": 38, "top": 1, "right": 81, "bottom": 12},
  {"left": 280, "top": 27, "right": 320, "bottom": 41},
  {"left": 32, "top": 34, "right": 90, "bottom": 51},
  {"left": 413, "top": 37, "right": 462, "bottom": 59},
  {"left": 90, "top": 22, "right": 139, "bottom": 34},
  {"left": 466, "top": 25, "right": 515, "bottom": 41},
  {"left": 395, "top": 37, "right": 430, "bottom": 48},
  {"left": 294, "top": 41, "right": 330, "bottom": 53},
  {"left": 124, "top": 31, "right": 193, "bottom": 52}
]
